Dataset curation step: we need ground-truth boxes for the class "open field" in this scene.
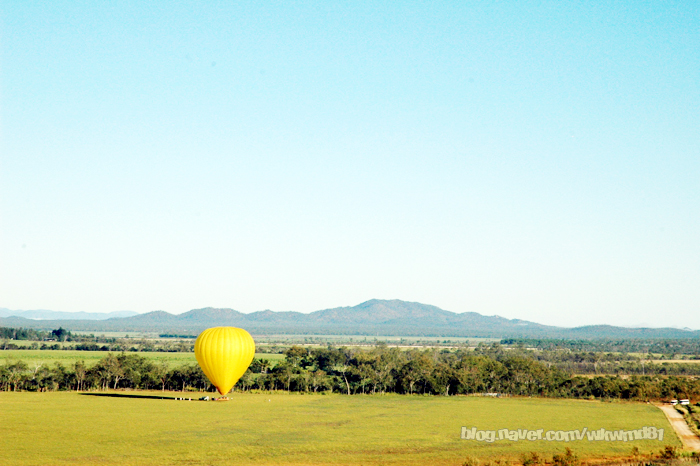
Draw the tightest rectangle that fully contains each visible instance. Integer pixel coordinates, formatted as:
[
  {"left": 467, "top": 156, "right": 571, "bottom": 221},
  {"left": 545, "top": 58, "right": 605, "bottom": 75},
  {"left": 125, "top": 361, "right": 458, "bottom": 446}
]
[
  {"left": 652, "top": 360, "right": 700, "bottom": 364},
  {"left": 0, "top": 350, "right": 285, "bottom": 367},
  {"left": 252, "top": 334, "right": 498, "bottom": 344},
  {"left": 72, "top": 331, "right": 165, "bottom": 339},
  {"left": 0, "top": 392, "right": 681, "bottom": 466}
]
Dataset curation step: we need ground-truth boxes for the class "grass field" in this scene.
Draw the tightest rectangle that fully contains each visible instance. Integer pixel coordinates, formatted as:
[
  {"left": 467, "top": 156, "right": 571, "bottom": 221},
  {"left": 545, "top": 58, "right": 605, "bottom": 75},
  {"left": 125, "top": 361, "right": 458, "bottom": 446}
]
[
  {"left": 0, "top": 392, "right": 680, "bottom": 466},
  {"left": 0, "top": 350, "right": 285, "bottom": 367}
]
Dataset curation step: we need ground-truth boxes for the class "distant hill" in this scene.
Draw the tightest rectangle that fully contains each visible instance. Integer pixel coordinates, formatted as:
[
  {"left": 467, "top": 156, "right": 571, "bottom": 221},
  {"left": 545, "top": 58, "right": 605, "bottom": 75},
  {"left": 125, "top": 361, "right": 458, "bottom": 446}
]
[
  {"left": 0, "top": 309, "right": 139, "bottom": 321},
  {"left": 0, "top": 300, "right": 697, "bottom": 339}
]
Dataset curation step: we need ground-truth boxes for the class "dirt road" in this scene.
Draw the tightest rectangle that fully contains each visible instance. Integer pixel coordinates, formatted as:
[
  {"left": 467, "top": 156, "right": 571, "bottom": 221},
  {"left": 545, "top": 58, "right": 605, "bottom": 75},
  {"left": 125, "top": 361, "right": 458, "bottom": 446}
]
[{"left": 657, "top": 404, "right": 700, "bottom": 451}]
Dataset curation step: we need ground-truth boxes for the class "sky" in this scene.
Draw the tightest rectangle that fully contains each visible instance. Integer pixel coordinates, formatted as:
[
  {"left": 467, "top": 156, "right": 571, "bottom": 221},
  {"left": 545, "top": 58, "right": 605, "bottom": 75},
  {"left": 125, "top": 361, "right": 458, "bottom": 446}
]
[{"left": 1, "top": 1, "right": 698, "bottom": 329}]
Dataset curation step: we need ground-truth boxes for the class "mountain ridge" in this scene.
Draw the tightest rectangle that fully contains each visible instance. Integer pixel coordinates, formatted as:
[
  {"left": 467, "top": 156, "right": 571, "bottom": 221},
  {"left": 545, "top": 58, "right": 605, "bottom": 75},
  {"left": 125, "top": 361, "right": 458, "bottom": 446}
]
[{"left": 1, "top": 300, "right": 697, "bottom": 339}]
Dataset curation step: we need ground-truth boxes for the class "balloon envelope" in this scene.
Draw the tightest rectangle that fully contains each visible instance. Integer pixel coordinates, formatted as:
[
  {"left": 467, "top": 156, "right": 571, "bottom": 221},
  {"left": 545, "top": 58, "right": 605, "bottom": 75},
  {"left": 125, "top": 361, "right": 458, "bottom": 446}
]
[{"left": 194, "top": 327, "right": 255, "bottom": 396}]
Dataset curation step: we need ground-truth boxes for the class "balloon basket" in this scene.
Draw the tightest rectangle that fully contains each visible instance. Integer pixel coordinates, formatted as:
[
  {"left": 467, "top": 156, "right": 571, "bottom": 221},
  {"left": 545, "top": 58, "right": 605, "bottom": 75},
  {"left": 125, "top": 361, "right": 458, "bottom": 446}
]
[{"left": 215, "top": 397, "right": 230, "bottom": 401}]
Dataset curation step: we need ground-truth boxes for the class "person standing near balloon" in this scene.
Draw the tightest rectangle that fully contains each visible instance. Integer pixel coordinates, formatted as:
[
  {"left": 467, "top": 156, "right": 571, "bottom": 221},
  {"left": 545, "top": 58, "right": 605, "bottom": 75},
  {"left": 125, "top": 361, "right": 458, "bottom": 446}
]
[{"left": 194, "top": 327, "right": 255, "bottom": 398}]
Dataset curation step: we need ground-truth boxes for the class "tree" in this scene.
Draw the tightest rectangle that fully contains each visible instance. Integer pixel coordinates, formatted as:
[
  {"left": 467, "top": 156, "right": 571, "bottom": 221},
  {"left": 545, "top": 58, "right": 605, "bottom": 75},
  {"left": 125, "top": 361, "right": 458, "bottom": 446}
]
[
  {"left": 331, "top": 363, "right": 351, "bottom": 395},
  {"left": 273, "top": 362, "right": 295, "bottom": 392},
  {"left": 51, "top": 327, "right": 70, "bottom": 342},
  {"left": 310, "top": 370, "right": 329, "bottom": 392},
  {"left": 153, "top": 361, "right": 171, "bottom": 391},
  {"left": 250, "top": 358, "right": 271, "bottom": 374},
  {"left": 7, "top": 361, "right": 29, "bottom": 391},
  {"left": 73, "top": 361, "right": 87, "bottom": 391},
  {"left": 284, "top": 346, "right": 308, "bottom": 367},
  {"left": 103, "top": 353, "right": 124, "bottom": 389}
]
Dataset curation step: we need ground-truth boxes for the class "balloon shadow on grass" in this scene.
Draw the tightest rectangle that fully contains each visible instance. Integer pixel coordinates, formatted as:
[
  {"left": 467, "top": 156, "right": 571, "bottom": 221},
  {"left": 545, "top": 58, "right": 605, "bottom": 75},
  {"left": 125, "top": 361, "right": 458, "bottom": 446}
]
[{"left": 79, "top": 392, "right": 179, "bottom": 400}]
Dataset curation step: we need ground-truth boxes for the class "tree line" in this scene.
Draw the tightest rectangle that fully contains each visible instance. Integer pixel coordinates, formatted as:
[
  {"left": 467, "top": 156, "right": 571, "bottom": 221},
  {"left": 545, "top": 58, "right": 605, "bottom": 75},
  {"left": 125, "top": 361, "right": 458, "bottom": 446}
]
[
  {"left": 501, "top": 338, "right": 700, "bottom": 356},
  {"left": 477, "top": 343, "right": 700, "bottom": 376},
  {"left": 0, "top": 353, "right": 209, "bottom": 392},
  {"left": 1, "top": 326, "right": 193, "bottom": 352},
  {"left": 2, "top": 344, "right": 700, "bottom": 400},
  {"left": 1, "top": 327, "right": 73, "bottom": 342}
]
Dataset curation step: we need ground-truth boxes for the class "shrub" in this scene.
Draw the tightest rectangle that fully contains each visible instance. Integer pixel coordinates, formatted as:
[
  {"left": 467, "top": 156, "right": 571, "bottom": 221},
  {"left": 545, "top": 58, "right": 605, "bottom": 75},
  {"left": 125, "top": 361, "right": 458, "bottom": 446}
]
[
  {"left": 552, "top": 447, "right": 579, "bottom": 466},
  {"left": 521, "top": 452, "right": 543, "bottom": 466},
  {"left": 658, "top": 446, "right": 678, "bottom": 460}
]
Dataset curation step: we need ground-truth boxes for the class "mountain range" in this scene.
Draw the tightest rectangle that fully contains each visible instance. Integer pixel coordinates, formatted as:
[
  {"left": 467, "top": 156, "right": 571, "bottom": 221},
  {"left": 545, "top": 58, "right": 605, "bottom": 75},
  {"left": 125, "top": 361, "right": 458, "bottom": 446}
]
[
  {"left": 1, "top": 299, "right": 698, "bottom": 339},
  {"left": 0, "top": 309, "right": 139, "bottom": 320}
]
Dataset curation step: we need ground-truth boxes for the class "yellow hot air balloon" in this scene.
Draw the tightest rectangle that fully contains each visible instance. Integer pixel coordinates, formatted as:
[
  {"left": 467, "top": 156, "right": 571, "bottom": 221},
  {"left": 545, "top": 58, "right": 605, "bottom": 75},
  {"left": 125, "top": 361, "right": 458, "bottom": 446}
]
[{"left": 194, "top": 327, "right": 255, "bottom": 396}]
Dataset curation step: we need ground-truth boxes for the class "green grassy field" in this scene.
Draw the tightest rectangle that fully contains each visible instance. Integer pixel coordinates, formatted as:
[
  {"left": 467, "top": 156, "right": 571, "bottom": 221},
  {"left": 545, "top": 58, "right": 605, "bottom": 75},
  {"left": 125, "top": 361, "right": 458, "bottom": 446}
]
[
  {"left": 0, "top": 350, "right": 284, "bottom": 367},
  {"left": 0, "top": 392, "right": 679, "bottom": 466}
]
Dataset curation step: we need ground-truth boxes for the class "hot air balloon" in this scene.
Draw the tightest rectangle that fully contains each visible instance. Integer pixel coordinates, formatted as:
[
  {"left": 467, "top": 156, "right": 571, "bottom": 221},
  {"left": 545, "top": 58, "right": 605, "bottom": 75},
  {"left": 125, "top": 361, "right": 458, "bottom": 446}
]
[{"left": 194, "top": 327, "right": 255, "bottom": 396}]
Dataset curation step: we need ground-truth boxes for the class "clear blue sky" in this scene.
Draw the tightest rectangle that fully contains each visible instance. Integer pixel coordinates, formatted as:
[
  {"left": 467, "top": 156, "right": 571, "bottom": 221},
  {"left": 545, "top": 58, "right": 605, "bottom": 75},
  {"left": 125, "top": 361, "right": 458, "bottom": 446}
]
[{"left": 1, "top": 1, "right": 698, "bottom": 328}]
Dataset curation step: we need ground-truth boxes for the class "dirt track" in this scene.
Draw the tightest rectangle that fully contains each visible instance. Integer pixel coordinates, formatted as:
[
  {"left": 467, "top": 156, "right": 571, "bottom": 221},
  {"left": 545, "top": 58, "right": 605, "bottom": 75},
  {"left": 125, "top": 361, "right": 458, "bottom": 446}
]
[{"left": 657, "top": 404, "right": 700, "bottom": 451}]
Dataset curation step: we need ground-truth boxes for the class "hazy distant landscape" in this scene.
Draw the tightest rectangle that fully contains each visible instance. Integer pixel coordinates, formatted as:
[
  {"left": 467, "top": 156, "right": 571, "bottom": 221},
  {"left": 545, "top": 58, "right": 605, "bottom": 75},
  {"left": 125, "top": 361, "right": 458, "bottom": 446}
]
[
  {"left": 0, "top": 309, "right": 139, "bottom": 320},
  {"left": 1, "top": 299, "right": 697, "bottom": 339}
]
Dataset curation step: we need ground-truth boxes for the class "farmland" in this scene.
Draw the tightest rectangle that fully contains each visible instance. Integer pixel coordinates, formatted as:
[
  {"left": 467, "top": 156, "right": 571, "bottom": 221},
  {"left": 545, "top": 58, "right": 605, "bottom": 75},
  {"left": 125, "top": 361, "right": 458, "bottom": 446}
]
[
  {"left": 0, "top": 391, "right": 680, "bottom": 466},
  {"left": 0, "top": 349, "right": 284, "bottom": 368}
]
